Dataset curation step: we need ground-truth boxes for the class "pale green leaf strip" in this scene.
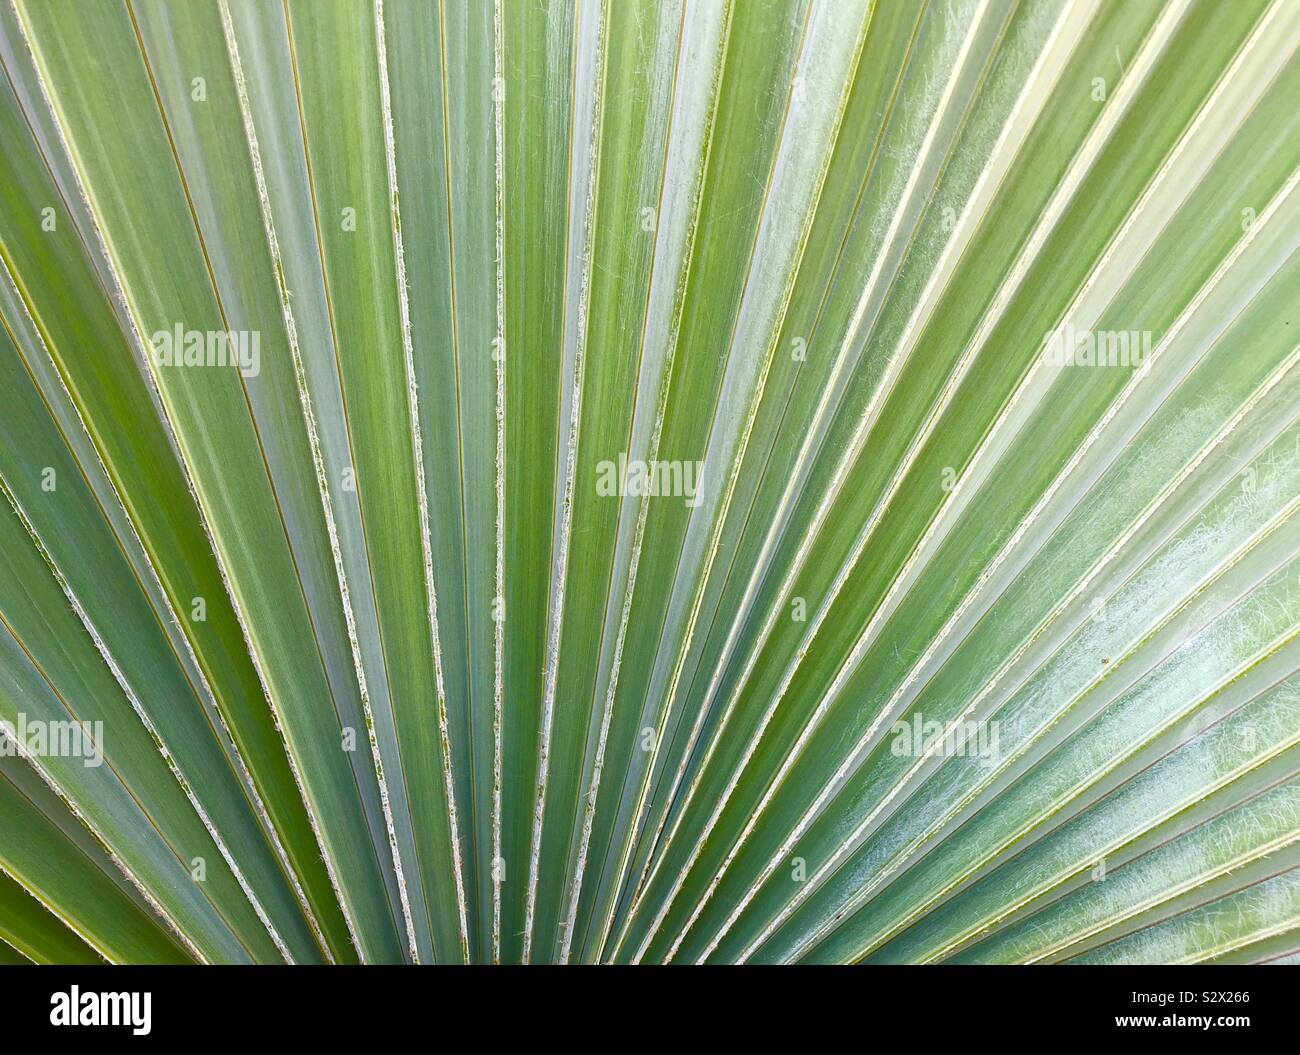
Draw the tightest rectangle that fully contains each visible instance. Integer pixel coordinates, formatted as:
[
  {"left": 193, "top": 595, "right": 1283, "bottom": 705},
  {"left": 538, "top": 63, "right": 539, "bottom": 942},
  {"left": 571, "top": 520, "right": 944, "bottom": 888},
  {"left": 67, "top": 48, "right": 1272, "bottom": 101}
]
[
  {"left": 893, "top": 663, "right": 1300, "bottom": 963},
  {"left": 675, "top": 0, "right": 1105, "bottom": 964},
  {"left": 0, "top": 423, "right": 284, "bottom": 961},
  {"left": 0, "top": 762, "right": 189, "bottom": 964},
  {"left": 957, "top": 776, "right": 1300, "bottom": 964},
  {"left": 374, "top": 0, "right": 473, "bottom": 963},
  {"left": 617, "top": 0, "right": 1021, "bottom": 962},
  {"left": 597, "top": 0, "right": 931, "bottom": 957},
  {"left": 523, "top": 0, "right": 607, "bottom": 963},
  {"left": 531, "top": 0, "right": 699, "bottom": 961},
  {"left": 778, "top": 403, "right": 1300, "bottom": 963},
  {"left": 1072, "top": 866, "right": 1300, "bottom": 965},
  {"left": 631, "top": 0, "right": 1286, "bottom": 962},
  {"left": 498, "top": 0, "right": 576, "bottom": 965},
  {"left": 731, "top": 269, "right": 1300, "bottom": 963},
  {"left": 11, "top": 0, "right": 403, "bottom": 962},
  {"left": 134, "top": 0, "right": 419, "bottom": 961},
  {"left": 0, "top": 464, "right": 297, "bottom": 961},
  {"left": 0, "top": 510, "right": 258, "bottom": 962},
  {"left": 0, "top": 866, "right": 103, "bottom": 965},
  {"left": 603, "top": 0, "right": 820, "bottom": 964},
  {"left": 829, "top": 529, "right": 1300, "bottom": 963},
  {"left": 0, "top": 239, "right": 327, "bottom": 962},
  {"left": 701, "top": 100, "right": 1300, "bottom": 961},
  {"left": 416, "top": 0, "right": 508, "bottom": 961},
  {"left": 0, "top": 23, "right": 353, "bottom": 959},
  {"left": 577, "top": 0, "right": 733, "bottom": 962}
]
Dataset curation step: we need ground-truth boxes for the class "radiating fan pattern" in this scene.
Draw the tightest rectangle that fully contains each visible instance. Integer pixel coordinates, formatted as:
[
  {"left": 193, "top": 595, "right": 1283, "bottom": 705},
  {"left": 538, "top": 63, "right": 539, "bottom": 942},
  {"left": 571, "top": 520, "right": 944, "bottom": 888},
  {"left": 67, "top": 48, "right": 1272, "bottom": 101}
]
[{"left": 0, "top": 0, "right": 1298, "bottom": 965}]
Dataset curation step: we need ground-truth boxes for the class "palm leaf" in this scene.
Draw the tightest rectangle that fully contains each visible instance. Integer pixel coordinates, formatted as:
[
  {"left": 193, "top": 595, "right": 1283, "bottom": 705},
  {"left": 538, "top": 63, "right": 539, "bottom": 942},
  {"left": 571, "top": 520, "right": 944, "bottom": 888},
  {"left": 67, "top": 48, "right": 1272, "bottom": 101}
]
[{"left": 0, "top": 0, "right": 1296, "bottom": 965}]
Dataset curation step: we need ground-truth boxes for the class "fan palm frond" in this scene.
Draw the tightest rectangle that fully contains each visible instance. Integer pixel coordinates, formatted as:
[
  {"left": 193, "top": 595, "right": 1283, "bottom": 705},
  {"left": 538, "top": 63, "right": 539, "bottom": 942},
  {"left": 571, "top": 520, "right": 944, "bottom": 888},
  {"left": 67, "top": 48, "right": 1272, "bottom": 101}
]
[{"left": 0, "top": 0, "right": 1297, "bottom": 965}]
